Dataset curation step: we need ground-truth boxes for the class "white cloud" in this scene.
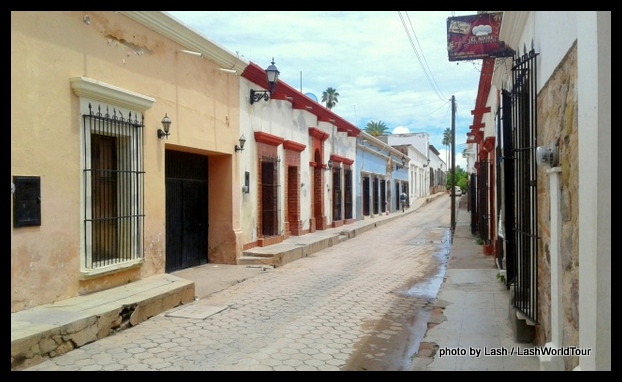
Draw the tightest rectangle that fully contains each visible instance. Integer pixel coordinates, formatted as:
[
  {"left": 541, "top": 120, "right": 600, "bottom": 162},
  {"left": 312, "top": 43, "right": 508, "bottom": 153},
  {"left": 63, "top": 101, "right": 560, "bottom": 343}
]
[
  {"left": 167, "top": 11, "right": 480, "bottom": 161},
  {"left": 392, "top": 126, "right": 409, "bottom": 134}
]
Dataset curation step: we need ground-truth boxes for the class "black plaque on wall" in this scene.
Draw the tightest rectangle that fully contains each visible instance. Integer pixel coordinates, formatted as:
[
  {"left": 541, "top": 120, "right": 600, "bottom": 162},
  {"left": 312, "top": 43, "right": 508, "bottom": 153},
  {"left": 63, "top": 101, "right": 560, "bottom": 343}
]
[{"left": 13, "top": 176, "right": 41, "bottom": 228}]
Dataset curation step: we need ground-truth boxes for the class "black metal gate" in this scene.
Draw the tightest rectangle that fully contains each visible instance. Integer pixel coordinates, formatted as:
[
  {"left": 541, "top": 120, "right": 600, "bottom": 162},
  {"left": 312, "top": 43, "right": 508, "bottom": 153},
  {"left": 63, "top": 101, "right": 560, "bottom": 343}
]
[
  {"left": 165, "top": 150, "right": 208, "bottom": 272},
  {"left": 499, "top": 89, "right": 516, "bottom": 284},
  {"left": 477, "top": 159, "right": 490, "bottom": 243},
  {"left": 469, "top": 173, "right": 477, "bottom": 235},
  {"left": 507, "top": 47, "right": 539, "bottom": 324}
]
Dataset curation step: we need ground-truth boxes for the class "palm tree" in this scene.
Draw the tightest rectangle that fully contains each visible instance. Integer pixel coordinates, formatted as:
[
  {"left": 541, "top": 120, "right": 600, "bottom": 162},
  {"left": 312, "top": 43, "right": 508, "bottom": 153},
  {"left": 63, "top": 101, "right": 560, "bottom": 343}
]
[
  {"left": 365, "top": 120, "right": 390, "bottom": 137},
  {"left": 321, "top": 87, "right": 340, "bottom": 110},
  {"left": 442, "top": 127, "right": 451, "bottom": 168}
]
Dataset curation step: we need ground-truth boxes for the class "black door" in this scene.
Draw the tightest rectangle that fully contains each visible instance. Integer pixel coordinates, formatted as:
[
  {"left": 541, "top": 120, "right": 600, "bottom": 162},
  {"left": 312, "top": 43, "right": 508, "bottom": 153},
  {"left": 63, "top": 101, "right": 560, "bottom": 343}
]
[
  {"left": 165, "top": 150, "right": 208, "bottom": 272},
  {"left": 362, "top": 176, "right": 370, "bottom": 216}
]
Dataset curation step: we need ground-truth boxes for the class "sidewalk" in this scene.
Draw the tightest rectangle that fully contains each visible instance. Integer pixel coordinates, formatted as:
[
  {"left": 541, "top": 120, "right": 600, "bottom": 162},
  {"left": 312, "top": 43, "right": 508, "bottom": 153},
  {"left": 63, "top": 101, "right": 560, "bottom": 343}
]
[{"left": 412, "top": 196, "right": 541, "bottom": 371}]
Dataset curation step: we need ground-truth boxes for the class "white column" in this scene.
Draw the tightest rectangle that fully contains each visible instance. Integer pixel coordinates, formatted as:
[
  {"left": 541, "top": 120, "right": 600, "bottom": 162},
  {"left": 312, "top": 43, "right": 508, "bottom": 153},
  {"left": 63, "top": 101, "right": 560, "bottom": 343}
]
[
  {"left": 576, "top": 11, "right": 611, "bottom": 371},
  {"left": 539, "top": 167, "right": 564, "bottom": 370}
]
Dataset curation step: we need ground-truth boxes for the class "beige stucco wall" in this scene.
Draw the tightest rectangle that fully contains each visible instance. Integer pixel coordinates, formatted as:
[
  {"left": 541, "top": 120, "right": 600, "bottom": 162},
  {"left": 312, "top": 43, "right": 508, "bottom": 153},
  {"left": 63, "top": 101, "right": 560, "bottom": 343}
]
[{"left": 11, "top": 11, "right": 242, "bottom": 312}]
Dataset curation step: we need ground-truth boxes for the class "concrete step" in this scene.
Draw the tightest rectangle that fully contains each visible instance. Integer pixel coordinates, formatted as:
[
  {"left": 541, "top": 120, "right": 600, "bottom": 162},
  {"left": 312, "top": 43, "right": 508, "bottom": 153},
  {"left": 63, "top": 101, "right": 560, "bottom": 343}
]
[
  {"left": 237, "top": 255, "right": 277, "bottom": 267},
  {"left": 11, "top": 274, "right": 195, "bottom": 370},
  {"left": 239, "top": 234, "right": 343, "bottom": 268}
]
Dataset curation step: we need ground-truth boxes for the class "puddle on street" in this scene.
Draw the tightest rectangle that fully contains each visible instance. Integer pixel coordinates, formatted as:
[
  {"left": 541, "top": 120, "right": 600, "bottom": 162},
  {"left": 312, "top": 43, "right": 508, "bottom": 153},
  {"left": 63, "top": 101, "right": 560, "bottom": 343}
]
[
  {"left": 342, "top": 229, "right": 451, "bottom": 371},
  {"left": 395, "top": 274, "right": 444, "bottom": 300},
  {"left": 341, "top": 310, "right": 431, "bottom": 371}
]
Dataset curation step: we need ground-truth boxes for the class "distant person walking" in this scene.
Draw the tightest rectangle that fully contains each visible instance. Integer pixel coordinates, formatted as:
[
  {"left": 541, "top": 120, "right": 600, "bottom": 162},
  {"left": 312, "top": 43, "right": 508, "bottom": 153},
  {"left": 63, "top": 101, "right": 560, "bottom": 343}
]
[{"left": 400, "top": 192, "right": 407, "bottom": 212}]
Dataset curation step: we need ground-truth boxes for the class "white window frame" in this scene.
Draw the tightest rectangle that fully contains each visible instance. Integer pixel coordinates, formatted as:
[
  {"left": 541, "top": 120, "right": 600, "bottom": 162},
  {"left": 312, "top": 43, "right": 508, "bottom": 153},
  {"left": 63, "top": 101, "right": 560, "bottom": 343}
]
[{"left": 70, "top": 76, "right": 155, "bottom": 278}]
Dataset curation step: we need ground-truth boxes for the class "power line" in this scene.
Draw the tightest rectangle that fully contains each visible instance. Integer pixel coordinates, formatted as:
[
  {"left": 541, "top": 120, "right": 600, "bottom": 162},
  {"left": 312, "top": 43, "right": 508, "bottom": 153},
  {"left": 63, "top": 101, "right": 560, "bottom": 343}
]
[
  {"left": 397, "top": 11, "right": 447, "bottom": 103},
  {"left": 404, "top": 12, "right": 447, "bottom": 101}
]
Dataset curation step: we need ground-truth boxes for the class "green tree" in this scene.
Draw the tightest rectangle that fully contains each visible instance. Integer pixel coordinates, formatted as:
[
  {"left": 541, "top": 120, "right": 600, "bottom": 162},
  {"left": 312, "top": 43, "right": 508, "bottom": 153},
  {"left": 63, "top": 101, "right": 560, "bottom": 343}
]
[
  {"left": 442, "top": 128, "right": 451, "bottom": 167},
  {"left": 447, "top": 165, "right": 468, "bottom": 192},
  {"left": 364, "top": 120, "right": 390, "bottom": 137},
  {"left": 321, "top": 87, "right": 340, "bottom": 110}
]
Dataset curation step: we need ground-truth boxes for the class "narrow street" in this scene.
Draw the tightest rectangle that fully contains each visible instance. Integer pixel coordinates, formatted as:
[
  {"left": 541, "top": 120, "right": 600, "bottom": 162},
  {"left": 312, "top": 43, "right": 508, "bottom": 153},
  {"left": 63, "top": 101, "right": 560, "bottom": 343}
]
[{"left": 25, "top": 196, "right": 453, "bottom": 371}]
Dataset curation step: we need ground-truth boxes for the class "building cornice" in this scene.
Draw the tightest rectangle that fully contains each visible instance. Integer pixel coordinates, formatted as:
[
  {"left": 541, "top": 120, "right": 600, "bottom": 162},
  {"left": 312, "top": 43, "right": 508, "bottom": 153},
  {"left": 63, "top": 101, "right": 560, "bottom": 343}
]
[
  {"left": 358, "top": 131, "right": 410, "bottom": 162},
  {"left": 308, "top": 127, "right": 330, "bottom": 141},
  {"left": 120, "top": 11, "right": 248, "bottom": 74},
  {"left": 498, "top": 11, "right": 531, "bottom": 52},
  {"left": 254, "top": 131, "right": 285, "bottom": 146},
  {"left": 283, "top": 140, "right": 306, "bottom": 152},
  {"left": 330, "top": 154, "right": 354, "bottom": 166},
  {"left": 70, "top": 76, "right": 155, "bottom": 112}
]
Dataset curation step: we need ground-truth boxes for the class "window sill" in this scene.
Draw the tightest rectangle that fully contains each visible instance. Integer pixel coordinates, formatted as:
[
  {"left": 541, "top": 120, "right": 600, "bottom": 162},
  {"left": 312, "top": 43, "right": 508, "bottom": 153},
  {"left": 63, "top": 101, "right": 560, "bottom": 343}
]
[{"left": 80, "top": 258, "right": 144, "bottom": 280}]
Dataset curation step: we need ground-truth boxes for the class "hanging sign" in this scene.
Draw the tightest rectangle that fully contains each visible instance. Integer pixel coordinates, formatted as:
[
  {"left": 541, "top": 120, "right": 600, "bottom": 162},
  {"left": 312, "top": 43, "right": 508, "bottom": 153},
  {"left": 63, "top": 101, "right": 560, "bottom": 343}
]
[{"left": 447, "top": 12, "right": 514, "bottom": 61}]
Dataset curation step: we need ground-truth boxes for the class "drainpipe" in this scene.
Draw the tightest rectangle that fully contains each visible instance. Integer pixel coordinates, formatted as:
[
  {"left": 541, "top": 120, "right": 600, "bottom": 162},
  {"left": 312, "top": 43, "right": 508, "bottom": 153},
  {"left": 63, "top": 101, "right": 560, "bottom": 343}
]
[{"left": 539, "top": 166, "right": 564, "bottom": 370}]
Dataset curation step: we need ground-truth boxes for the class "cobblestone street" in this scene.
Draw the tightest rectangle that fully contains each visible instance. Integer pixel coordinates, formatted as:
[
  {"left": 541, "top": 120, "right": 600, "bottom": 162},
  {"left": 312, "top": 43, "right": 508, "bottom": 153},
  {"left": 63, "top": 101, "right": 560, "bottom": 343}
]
[{"left": 24, "top": 197, "right": 452, "bottom": 371}]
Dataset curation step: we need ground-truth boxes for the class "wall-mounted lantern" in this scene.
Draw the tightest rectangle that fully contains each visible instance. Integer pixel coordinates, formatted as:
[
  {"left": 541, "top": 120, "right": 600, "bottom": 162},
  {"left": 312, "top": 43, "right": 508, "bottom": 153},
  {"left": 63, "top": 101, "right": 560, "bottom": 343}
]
[
  {"left": 396, "top": 155, "right": 407, "bottom": 170},
  {"left": 250, "top": 58, "right": 280, "bottom": 104},
  {"left": 158, "top": 113, "right": 171, "bottom": 139},
  {"left": 235, "top": 134, "right": 246, "bottom": 152}
]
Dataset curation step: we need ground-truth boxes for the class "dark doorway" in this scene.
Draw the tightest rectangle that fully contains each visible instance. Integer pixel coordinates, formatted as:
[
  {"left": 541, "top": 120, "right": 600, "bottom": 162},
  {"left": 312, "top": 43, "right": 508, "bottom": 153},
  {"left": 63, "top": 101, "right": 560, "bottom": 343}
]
[
  {"left": 261, "top": 158, "right": 279, "bottom": 237},
  {"left": 373, "top": 177, "right": 379, "bottom": 215},
  {"left": 362, "top": 176, "right": 370, "bottom": 216},
  {"left": 165, "top": 150, "right": 208, "bottom": 272},
  {"left": 287, "top": 166, "right": 299, "bottom": 235},
  {"left": 332, "top": 167, "right": 342, "bottom": 221},
  {"left": 344, "top": 169, "right": 353, "bottom": 219},
  {"left": 91, "top": 134, "right": 118, "bottom": 262},
  {"left": 380, "top": 179, "right": 387, "bottom": 214}
]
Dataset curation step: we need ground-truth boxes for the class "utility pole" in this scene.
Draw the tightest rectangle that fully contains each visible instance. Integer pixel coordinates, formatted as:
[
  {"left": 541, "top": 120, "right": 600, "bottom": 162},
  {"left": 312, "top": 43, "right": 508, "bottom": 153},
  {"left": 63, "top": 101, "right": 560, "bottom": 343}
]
[{"left": 451, "top": 95, "right": 456, "bottom": 233}]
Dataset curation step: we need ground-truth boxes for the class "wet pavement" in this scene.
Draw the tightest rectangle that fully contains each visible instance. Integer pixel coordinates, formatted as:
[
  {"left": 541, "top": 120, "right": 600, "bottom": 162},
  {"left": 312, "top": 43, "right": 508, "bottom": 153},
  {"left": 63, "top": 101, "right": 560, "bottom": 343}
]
[{"left": 22, "top": 196, "right": 452, "bottom": 371}]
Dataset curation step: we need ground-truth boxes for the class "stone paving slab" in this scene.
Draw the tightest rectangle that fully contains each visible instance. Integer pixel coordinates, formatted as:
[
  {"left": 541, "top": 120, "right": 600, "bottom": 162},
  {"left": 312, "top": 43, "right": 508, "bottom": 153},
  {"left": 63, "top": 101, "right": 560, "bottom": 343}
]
[{"left": 165, "top": 304, "right": 228, "bottom": 319}]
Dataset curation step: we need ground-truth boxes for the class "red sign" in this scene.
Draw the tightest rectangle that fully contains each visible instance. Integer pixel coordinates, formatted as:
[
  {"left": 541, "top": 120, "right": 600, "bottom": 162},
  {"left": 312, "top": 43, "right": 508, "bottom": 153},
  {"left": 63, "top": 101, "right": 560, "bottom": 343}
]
[{"left": 447, "top": 12, "right": 514, "bottom": 61}]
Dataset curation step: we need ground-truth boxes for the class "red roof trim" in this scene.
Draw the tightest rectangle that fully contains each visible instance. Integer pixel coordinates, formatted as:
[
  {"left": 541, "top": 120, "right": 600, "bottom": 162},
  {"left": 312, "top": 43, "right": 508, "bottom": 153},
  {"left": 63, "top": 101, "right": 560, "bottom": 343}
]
[
  {"left": 483, "top": 136, "right": 495, "bottom": 152},
  {"left": 471, "top": 57, "right": 495, "bottom": 132},
  {"left": 242, "top": 62, "right": 361, "bottom": 138},
  {"left": 283, "top": 140, "right": 306, "bottom": 152},
  {"left": 468, "top": 57, "right": 496, "bottom": 163},
  {"left": 308, "top": 127, "right": 329, "bottom": 141},
  {"left": 329, "top": 154, "right": 354, "bottom": 166},
  {"left": 471, "top": 106, "right": 492, "bottom": 115},
  {"left": 254, "top": 131, "right": 285, "bottom": 146}
]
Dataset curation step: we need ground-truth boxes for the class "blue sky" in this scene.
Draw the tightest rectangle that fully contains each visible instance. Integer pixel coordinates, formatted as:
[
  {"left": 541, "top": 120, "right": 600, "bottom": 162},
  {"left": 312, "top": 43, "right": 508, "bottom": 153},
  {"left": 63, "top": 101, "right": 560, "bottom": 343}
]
[{"left": 166, "top": 11, "right": 481, "bottom": 169}]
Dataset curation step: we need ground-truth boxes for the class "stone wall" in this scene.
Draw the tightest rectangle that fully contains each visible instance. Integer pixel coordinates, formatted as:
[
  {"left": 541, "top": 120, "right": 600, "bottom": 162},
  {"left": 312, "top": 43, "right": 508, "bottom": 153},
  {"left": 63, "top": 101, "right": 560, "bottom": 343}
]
[{"left": 535, "top": 42, "right": 580, "bottom": 371}]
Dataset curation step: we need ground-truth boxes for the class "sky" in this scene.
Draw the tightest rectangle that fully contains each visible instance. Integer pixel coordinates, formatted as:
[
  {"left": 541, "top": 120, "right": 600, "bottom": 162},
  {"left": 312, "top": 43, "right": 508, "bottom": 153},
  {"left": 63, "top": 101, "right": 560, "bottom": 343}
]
[{"left": 166, "top": 11, "right": 482, "bottom": 170}]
